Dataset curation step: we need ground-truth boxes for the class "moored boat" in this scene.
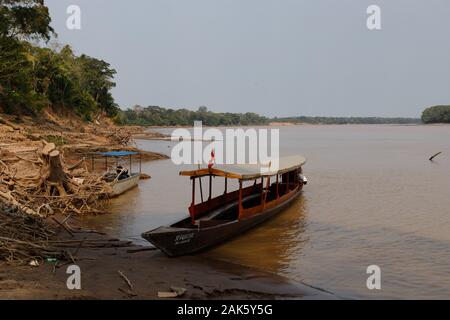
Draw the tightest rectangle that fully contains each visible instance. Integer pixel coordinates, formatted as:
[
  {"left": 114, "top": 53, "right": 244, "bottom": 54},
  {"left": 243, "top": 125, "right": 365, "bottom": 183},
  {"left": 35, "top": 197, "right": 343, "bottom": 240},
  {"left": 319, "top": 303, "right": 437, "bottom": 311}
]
[
  {"left": 93, "top": 151, "right": 143, "bottom": 197},
  {"left": 108, "top": 172, "right": 141, "bottom": 197},
  {"left": 142, "top": 155, "right": 307, "bottom": 256}
]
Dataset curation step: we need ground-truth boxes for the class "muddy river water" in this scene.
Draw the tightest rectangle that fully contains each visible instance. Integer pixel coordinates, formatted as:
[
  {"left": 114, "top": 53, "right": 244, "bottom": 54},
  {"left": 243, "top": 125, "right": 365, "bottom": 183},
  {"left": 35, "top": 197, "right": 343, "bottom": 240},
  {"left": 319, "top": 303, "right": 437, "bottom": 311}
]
[{"left": 82, "top": 125, "right": 450, "bottom": 299}]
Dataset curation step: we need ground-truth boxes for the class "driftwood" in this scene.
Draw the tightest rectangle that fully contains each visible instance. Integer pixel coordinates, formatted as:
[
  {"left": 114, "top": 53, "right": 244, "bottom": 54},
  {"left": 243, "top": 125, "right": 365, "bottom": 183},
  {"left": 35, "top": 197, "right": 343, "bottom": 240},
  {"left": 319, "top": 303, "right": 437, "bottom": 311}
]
[
  {"left": 107, "top": 129, "right": 133, "bottom": 146},
  {"left": 118, "top": 270, "right": 137, "bottom": 297},
  {"left": 0, "top": 209, "right": 64, "bottom": 265},
  {"left": 0, "top": 140, "right": 112, "bottom": 217},
  {"left": 0, "top": 190, "right": 38, "bottom": 216},
  {"left": 157, "top": 287, "right": 187, "bottom": 298},
  {"left": 429, "top": 152, "right": 442, "bottom": 161},
  {"left": 118, "top": 270, "right": 134, "bottom": 290}
]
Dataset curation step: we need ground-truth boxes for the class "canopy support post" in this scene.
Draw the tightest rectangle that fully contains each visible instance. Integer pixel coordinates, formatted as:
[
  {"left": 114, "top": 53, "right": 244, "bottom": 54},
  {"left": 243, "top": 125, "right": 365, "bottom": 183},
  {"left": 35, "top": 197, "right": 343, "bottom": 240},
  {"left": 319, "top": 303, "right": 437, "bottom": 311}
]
[
  {"left": 260, "top": 177, "right": 264, "bottom": 204},
  {"left": 199, "top": 177, "right": 204, "bottom": 203},
  {"left": 191, "top": 178, "right": 196, "bottom": 206},
  {"left": 263, "top": 176, "right": 270, "bottom": 208},
  {"left": 238, "top": 180, "right": 243, "bottom": 219},
  {"left": 224, "top": 177, "right": 227, "bottom": 194},
  {"left": 276, "top": 174, "right": 279, "bottom": 199},
  {"left": 208, "top": 174, "right": 212, "bottom": 200},
  {"left": 287, "top": 172, "right": 290, "bottom": 192},
  {"left": 190, "top": 177, "right": 196, "bottom": 224},
  {"left": 129, "top": 154, "right": 132, "bottom": 173}
]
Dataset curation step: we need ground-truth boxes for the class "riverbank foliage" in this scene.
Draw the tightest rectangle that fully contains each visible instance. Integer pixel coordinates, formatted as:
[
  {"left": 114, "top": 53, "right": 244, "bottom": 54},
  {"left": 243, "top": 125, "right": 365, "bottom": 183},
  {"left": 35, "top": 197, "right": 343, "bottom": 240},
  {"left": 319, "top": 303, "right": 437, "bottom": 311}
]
[
  {"left": 421, "top": 106, "right": 450, "bottom": 124},
  {"left": 0, "top": 0, "right": 119, "bottom": 120},
  {"left": 273, "top": 116, "right": 421, "bottom": 125},
  {"left": 115, "top": 105, "right": 270, "bottom": 126},
  {"left": 117, "top": 107, "right": 424, "bottom": 127}
]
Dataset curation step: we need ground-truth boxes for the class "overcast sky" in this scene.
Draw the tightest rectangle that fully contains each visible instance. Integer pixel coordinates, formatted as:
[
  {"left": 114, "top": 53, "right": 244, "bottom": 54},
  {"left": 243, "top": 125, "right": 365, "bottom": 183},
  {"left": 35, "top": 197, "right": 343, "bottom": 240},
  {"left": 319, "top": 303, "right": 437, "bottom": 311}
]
[{"left": 45, "top": 0, "right": 450, "bottom": 117}]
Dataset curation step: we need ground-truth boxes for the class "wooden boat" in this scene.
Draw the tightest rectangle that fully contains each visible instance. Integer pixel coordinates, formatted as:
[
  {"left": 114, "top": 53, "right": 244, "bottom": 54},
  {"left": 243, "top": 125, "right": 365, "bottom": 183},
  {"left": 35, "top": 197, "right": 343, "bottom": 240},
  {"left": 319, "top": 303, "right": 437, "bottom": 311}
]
[
  {"left": 93, "top": 151, "right": 143, "bottom": 197},
  {"left": 109, "top": 172, "right": 141, "bottom": 197},
  {"left": 142, "top": 155, "right": 307, "bottom": 256}
]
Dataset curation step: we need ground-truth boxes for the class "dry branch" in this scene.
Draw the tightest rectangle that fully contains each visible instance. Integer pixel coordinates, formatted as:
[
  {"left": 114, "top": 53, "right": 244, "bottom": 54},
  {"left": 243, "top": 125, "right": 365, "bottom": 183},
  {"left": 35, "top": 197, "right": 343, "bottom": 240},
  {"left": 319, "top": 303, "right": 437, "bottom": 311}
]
[
  {"left": 429, "top": 152, "right": 442, "bottom": 161},
  {"left": 0, "top": 141, "right": 112, "bottom": 217}
]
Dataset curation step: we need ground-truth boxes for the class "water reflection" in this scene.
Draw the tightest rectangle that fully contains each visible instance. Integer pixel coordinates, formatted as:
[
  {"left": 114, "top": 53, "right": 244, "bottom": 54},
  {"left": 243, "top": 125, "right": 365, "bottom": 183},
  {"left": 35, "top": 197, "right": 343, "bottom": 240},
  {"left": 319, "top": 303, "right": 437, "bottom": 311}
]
[{"left": 203, "top": 195, "right": 309, "bottom": 275}]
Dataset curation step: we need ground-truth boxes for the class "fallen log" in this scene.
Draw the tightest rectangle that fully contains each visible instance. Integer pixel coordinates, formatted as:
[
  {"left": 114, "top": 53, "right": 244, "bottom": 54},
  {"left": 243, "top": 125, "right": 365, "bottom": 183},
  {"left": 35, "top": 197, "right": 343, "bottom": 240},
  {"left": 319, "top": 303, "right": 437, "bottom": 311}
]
[
  {"left": 0, "top": 190, "right": 40, "bottom": 216},
  {"left": 429, "top": 152, "right": 442, "bottom": 161}
]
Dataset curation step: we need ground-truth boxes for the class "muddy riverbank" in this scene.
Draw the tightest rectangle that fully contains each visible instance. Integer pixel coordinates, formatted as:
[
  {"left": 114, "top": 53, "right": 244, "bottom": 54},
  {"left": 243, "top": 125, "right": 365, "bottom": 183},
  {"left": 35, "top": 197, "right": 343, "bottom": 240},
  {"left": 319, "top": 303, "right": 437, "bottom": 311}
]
[{"left": 0, "top": 226, "right": 336, "bottom": 300}]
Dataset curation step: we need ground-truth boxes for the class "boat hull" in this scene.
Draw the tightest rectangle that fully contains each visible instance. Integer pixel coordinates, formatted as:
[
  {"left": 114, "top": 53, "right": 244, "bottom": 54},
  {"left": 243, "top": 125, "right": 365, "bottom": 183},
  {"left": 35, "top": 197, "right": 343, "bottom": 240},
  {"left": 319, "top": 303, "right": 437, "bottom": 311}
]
[
  {"left": 109, "top": 173, "right": 140, "bottom": 197},
  {"left": 142, "top": 188, "right": 301, "bottom": 257}
]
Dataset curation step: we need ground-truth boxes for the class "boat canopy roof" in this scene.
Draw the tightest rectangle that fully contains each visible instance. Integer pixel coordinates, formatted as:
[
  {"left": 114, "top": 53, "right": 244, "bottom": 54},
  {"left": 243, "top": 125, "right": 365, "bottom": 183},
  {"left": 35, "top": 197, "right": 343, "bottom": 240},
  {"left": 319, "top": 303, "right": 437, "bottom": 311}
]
[
  {"left": 96, "top": 151, "right": 139, "bottom": 157},
  {"left": 179, "top": 155, "right": 306, "bottom": 180}
]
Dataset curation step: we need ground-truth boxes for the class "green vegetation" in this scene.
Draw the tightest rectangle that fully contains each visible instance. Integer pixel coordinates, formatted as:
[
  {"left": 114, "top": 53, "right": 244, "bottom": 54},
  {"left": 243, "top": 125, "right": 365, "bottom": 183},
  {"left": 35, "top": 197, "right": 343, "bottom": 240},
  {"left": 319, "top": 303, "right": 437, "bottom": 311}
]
[
  {"left": 0, "top": 0, "right": 119, "bottom": 119},
  {"left": 273, "top": 116, "right": 421, "bottom": 125},
  {"left": 115, "top": 105, "right": 270, "bottom": 126},
  {"left": 116, "top": 106, "right": 422, "bottom": 126},
  {"left": 421, "top": 106, "right": 450, "bottom": 124}
]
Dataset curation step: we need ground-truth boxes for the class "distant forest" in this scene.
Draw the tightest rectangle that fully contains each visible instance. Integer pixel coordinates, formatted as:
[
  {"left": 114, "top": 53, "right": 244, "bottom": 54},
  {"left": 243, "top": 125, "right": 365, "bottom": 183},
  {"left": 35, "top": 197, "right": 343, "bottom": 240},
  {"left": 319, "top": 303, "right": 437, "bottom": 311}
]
[
  {"left": 117, "top": 105, "right": 421, "bottom": 126},
  {"left": 421, "top": 106, "right": 450, "bottom": 124},
  {"left": 273, "top": 116, "right": 421, "bottom": 125},
  {"left": 116, "top": 106, "right": 270, "bottom": 126}
]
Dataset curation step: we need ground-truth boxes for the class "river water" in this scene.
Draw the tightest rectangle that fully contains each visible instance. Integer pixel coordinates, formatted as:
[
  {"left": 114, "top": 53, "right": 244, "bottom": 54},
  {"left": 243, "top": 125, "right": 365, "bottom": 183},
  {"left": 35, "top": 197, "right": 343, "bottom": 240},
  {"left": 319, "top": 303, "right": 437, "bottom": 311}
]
[{"left": 82, "top": 125, "right": 450, "bottom": 299}]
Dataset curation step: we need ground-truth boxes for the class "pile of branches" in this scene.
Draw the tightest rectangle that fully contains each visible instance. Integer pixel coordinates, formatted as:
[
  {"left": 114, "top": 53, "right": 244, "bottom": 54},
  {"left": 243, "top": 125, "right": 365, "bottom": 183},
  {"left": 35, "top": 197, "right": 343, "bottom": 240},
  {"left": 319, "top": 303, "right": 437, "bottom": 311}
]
[
  {"left": 0, "top": 207, "right": 64, "bottom": 265},
  {"left": 0, "top": 141, "right": 112, "bottom": 217},
  {"left": 105, "top": 128, "right": 133, "bottom": 146}
]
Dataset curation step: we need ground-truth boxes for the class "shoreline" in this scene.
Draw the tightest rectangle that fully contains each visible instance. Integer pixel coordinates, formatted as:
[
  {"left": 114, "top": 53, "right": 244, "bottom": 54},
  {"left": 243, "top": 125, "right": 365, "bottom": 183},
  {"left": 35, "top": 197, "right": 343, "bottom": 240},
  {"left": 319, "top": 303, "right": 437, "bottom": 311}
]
[
  {"left": 137, "top": 123, "right": 448, "bottom": 130},
  {"left": 0, "top": 226, "right": 337, "bottom": 300}
]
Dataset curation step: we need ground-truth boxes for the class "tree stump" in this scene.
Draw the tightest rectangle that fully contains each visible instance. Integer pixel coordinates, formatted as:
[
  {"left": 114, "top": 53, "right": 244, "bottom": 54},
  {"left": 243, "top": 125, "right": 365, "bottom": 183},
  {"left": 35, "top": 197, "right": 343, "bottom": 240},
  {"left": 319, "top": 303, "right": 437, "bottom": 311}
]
[{"left": 40, "top": 142, "right": 77, "bottom": 196}]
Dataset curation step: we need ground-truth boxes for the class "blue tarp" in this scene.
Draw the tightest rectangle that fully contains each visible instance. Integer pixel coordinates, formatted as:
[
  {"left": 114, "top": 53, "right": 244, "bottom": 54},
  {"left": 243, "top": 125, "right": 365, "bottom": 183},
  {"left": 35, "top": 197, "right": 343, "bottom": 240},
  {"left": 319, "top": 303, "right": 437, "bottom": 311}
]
[{"left": 96, "top": 151, "right": 139, "bottom": 157}]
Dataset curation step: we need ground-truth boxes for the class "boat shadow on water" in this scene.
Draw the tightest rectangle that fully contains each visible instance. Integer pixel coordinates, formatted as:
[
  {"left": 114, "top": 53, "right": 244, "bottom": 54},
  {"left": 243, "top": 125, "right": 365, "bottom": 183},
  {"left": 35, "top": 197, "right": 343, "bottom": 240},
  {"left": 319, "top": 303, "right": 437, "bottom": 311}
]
[{"left": 202, "top": 195, "right": 310, "bottom": 274}]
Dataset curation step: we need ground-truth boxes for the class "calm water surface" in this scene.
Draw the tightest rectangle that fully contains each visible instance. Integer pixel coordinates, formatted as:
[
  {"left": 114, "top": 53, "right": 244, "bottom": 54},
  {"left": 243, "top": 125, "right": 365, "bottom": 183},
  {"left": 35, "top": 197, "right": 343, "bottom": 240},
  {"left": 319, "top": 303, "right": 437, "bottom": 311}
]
[{"left": 82, "top": 125, "right": 450, "bottom": 299}]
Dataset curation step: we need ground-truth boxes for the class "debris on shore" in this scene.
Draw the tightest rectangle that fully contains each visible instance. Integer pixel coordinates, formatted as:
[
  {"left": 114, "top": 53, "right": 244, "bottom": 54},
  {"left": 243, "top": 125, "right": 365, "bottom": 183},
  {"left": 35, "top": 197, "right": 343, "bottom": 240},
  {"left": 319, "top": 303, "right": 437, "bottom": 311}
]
[
  {"left": 0, "top": 140, "right": 111, "bottom": 217},
  {"left": 0, "top": 112, "right": 168, "bottom": 267},
  {"left": 0, "top": 112, "right": 167, "bottom": 217},
  {"left": 0, "top": 208, "right": 62, "bottom": 265}
]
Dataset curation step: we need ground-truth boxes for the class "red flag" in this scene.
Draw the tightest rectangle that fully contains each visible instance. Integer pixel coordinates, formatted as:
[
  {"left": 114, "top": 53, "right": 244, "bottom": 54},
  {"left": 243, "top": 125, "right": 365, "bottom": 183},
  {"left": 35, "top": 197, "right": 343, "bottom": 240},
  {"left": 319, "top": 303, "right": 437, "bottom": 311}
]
[{"left": 208, "top": 148, "right": 215, "bottom": 169}]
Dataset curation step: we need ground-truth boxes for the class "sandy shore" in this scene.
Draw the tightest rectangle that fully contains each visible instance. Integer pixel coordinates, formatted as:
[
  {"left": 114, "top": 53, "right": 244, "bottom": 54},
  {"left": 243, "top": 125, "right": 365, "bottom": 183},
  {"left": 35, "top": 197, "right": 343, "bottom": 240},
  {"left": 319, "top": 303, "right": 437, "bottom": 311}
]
[{"left": 0, "top": 229, "right": 336, "bottom": 300}]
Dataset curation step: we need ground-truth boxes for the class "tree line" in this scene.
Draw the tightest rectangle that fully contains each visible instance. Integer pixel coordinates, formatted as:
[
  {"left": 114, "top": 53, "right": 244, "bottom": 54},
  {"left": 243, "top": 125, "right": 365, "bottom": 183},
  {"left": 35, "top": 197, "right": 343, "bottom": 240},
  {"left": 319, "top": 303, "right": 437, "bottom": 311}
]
[
  {"left": 115, "top": 105, "right": 270, "bottom": 126},
  {"left": 116, "top": 106, "right": 425, "bottom": 126},
  {"left": 421, "top": 106, "right": 450, "bottom": 124},
  {"left": 273, "top": 116, "right": 421, "bottom": 125},
  {"left": 0, "top": 0, "right": 119, "bottom": 120}
]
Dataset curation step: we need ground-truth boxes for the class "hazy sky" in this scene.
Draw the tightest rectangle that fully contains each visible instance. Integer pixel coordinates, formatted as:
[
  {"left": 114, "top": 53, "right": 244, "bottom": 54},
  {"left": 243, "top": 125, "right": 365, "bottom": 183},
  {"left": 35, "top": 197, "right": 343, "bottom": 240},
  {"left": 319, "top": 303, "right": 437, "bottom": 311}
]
[{"left": 45, "top": 0, "right": 450, "bottom": 117}]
